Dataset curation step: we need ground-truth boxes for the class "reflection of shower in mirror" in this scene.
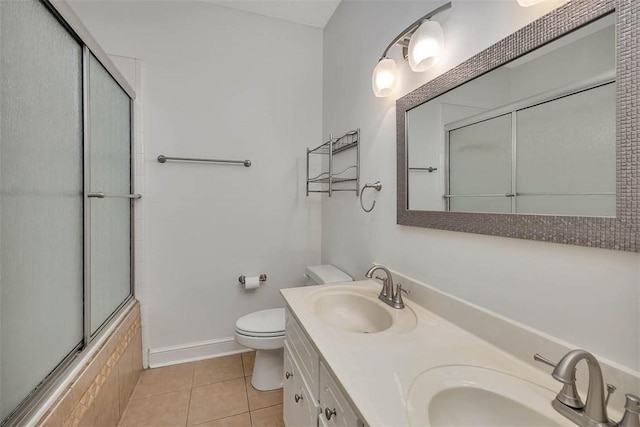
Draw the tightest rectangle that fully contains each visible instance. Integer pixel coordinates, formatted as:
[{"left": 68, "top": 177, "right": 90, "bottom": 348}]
[{"left": 405, "top": 13, "right": 615, "bottom": 218}]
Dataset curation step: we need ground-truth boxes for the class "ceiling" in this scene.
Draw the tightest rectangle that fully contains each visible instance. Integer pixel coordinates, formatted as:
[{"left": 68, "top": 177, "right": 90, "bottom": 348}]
[{"left": 206, "top": 0, "right": 341, "bottom": 29}]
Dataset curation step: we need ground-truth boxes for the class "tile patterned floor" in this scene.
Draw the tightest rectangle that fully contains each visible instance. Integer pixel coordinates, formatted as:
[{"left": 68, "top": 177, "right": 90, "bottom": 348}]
[{"left": 118, "top": 352, "right": 284, "bottom": 427}]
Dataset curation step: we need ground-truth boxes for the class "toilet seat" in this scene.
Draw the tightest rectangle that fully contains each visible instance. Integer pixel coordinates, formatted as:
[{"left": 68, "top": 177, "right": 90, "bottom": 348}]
[
  {"left": 235, "top": 329, "right": 284, "bottom": 338},
  {"left": 235, "top": 308, "right": 285, "bottom": 337}
]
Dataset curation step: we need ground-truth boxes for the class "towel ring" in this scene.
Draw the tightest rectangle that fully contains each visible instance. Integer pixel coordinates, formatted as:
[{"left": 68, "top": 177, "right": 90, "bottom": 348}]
[{"left": 360, "top": 181, "right": 382, "bottom": 212}]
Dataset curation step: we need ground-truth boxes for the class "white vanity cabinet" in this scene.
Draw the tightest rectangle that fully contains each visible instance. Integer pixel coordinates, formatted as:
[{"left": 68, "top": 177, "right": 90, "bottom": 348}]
[{"left": 284, "top": 309, "right": 363, "bottom": 427}]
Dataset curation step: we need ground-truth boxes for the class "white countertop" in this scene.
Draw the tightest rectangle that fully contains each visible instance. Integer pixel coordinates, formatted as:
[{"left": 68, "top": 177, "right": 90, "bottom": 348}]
[{"left": 281, "top": 279, "right": 568, "bottom": 426}]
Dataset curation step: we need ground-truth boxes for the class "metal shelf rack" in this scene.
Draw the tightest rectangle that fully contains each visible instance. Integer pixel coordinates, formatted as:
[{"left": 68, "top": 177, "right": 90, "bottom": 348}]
[{"left": 306, "top": 129, "right": 360, "bottom": 196}]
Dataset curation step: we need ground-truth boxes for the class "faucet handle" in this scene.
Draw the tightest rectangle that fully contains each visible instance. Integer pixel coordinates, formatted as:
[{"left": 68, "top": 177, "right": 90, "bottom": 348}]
[
  {"left": 605, "top": 384, "right": 617, "bottom": 407},
  {"left": 374, "top": 275, "right": 389, "bottom": 298},
  {"left": 392, "top": 284, "right": 409, "bottom": 306},
  {"left": 618, "top": 394, "right": 640, "bottom": 427},
  {"left": 375, "top": 275, "right": 388, "bottom": 284},
  {"left": 534, "top": 353, "right": 584, "bottom": 409},
  {"left": 394, "top": 283, "right": 409, "bottom": 296},
  {"left": 534, "top": 353, "right": 557, "bottom": 368}
]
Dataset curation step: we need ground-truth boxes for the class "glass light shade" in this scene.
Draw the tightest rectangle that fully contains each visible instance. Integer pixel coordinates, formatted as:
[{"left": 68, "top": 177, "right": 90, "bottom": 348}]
[
  {"left": 517, "top": 0, "right": 546, "bottom": 5},
  {"left": 372, "top": 58, "right": 398, "bottom": 98},
  {"left": 408, "top": 20, "right": 444, "bottom": 72}
]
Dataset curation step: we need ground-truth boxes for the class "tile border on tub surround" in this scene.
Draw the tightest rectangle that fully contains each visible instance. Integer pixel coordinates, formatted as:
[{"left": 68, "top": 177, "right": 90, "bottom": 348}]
[
  {"left": 383, "top": 266, "right": 640, "bottom": 415},
  {"left": 36, "top": 303, "right": 142, "bottom": 427}
]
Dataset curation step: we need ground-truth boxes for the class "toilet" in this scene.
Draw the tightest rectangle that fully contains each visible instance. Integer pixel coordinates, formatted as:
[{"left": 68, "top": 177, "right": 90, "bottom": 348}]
[{"left": 234, "top": 265, "right": 352, "bottom": 391}]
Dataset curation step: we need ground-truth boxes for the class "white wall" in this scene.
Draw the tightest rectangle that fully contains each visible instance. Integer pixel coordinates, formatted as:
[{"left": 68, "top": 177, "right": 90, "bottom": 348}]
[
  {"left": 68, "top": 1, "right": 323, "bottom": 365},
  {"left": 323, "top": 0, "right": 640, "bottom": 370}
]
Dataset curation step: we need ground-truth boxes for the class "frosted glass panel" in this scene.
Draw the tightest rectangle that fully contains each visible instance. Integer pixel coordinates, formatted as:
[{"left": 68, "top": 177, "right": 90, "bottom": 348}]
[
  {"left": 448, "top": 114, "right": 512, "bottom": 213},
  {"left": 450, "top": 197, "right": 511, "bottom": 213},
  {"left": 89, "top": 55, "right": 131, "bottom": 334},
  {"left": 517, "top": 195, "right": 615, "bottom": 216},
  {"left": 0, "top": 0, "right": 83, "bottom": 420},
  {"left": 408, "top": 170, "right": 444, "bottom": 211},
  {"left": 448, "top": 114, "right": 512, "bottom": 195},
  {"left": 516, "top": 83, "right": 615, "bottom": 216}
]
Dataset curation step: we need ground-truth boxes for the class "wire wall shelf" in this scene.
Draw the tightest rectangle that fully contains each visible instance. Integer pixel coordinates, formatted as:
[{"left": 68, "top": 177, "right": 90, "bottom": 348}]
[{"left": 306, "top": 129, "right": 360, "bottom": 196}]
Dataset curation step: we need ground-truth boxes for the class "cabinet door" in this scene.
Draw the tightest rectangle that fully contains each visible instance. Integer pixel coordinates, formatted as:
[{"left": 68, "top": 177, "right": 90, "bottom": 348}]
[
  {"left": 284, "top": 344, "right": 298, "bottom": 426},
  {"left": 319, "top": 363, "right": 360, "bottom": 427},
  {"left": 286, "top": 309, "right": 320, "bottom": 396},
  {"left": 298, "top": 382, "right": 320, "bottom": 427},
  {"left": 284, "top": 343, "right": 319, "bottom": 427}
]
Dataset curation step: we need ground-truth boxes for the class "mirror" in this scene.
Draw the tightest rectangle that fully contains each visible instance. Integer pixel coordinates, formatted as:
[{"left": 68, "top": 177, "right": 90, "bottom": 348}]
[
  {"left": 397, "top": 0, "right": 640, "bottom": 251},
  {"left": 407, "top": 13, "right": 615, "bottom": 216}
]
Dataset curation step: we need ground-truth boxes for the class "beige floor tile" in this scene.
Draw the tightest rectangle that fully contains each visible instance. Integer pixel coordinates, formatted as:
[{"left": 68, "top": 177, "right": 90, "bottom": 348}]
[
  {"left": 132, "top": 362, "right": 195, "bottom": 399},
  {"left": 119, "top": 389, "right": 190, "bottom": 426},
  {"left": 245, "top": 377, "right": 282, "bottom": 411},
  {"left": 241, "top": 352, "right": 255, "bottom": 377},
  {"left": 250, "top": 405, "right": 284, "bottom": 427},
  {"left": 192, "top": 355, "right": 244, "bottom": 387},
  {"left": 187, "top": 378, "right": 249, "bottom": 426},
  {"left": 190, "top": 413, "right": 251, "bottom": 427}
]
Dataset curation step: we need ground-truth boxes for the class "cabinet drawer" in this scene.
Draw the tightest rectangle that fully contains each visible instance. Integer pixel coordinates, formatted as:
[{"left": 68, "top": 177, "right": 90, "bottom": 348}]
[
  {"left": 285, "top": 309, "right": 319, "bottom": 397},
  {"left": 284, "top": 342, "right": 320, "bottom": 427},
  {"left": 319, "top": 362, "right": 360, "bottom": 427}
]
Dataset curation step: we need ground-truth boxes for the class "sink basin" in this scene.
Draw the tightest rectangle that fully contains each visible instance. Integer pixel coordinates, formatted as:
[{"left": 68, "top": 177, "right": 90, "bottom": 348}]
[
  {"left": 312, "top": 285, "right": 417, "bottom": 334},
  {"left": 315, "top": 292, "right": 393, "bottom": 333},
  {"left": 407, "top": 365, "right": 571, "bottom": 426}
]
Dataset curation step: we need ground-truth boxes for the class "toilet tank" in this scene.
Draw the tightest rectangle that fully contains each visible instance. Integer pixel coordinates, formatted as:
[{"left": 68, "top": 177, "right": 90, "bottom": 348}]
[{"left": 304, "top": 265, "right": 352, "bottom": 285}]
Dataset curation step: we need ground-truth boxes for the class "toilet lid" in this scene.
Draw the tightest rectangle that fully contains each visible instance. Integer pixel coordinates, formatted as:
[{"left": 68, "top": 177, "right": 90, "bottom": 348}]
[{"left": 235, "top": 308, "right": 285, "bottom": 335}]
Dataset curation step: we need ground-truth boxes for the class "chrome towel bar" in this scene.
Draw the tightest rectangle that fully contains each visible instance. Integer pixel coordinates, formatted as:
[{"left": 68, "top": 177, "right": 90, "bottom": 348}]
[
  {"left": 88, "top": 192, "right": 141, "bottom": 199},
  {"left": 157, "top": 155, "right": 251, "bottom": 167}
]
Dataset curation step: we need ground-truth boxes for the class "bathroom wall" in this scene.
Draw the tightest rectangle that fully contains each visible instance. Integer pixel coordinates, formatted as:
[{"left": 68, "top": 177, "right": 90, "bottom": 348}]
[
  {"left": 67, "top": 1, "right": 323, "bottom": 366},
  {"left": 322, "top": 0, "right": 640, "bottom": 370}
]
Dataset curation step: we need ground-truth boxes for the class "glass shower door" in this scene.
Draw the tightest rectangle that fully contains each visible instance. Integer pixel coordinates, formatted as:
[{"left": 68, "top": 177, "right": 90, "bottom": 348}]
[
  {"left": 0, "top": 0, "right": 84, "bottom": 419},
  {"left": 88, "top": 54, "right": 132, "bottom": 335}
]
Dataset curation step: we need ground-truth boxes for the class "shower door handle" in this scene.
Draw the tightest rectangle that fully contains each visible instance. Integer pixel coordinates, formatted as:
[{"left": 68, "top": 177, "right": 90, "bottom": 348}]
[{"left": 88, "top": 192, "right": 142, "bottom": 199}]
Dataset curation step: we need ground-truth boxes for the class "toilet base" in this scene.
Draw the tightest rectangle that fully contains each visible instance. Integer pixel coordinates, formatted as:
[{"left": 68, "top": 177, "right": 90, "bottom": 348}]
[{"left": 250, "top": 348, "right": 284, "bottom": 391}]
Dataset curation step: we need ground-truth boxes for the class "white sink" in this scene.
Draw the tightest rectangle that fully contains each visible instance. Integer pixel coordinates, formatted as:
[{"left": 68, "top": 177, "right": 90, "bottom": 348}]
[
  {"left": 407, "top": 365, "right": 572, "bottom": 426},
  {"left": 312, "top": 285, "right": 417, "bottom": 334}
]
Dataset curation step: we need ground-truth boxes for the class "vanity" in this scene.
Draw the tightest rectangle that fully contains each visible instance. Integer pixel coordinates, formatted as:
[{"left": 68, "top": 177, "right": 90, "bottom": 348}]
[
  {"left": 281, "top": 275, "right": 640, "bottom": 426},
  {"left": 278, "top": 0, "right": 640, "bottom": 423}
]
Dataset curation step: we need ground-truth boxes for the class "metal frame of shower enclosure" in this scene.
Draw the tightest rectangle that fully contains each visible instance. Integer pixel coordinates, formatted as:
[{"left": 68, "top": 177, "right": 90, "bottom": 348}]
[{"left": 1, "top": 1, "right": 138, "bottom": 425}]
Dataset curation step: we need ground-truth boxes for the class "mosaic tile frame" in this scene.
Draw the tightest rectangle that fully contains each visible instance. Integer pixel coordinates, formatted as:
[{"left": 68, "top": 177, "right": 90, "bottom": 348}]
[{"left": 397, "top": 0, "right": 639, "bottom": 252}]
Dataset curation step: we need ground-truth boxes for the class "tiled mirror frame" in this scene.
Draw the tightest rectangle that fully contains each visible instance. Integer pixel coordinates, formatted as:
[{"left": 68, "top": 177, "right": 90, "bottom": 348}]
[{"left": 397, "top": 0, "right": 639, "bottom": 252}]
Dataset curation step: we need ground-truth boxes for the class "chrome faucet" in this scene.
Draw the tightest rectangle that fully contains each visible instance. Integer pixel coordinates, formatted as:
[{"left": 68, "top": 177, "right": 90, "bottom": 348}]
[{"left": 364, "top": 265, "right": 408, "bottom": 309}]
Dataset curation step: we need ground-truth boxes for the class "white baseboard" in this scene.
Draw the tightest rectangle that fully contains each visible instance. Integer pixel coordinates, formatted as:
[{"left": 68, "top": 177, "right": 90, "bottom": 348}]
[{"left": 148, "top": 337, "right": 251, "bottom": 368}]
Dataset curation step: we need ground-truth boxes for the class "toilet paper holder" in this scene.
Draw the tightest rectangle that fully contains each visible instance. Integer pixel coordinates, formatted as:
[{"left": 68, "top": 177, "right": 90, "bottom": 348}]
[{"left": 238, "top": 274, "right": 267, "bottom": 285}]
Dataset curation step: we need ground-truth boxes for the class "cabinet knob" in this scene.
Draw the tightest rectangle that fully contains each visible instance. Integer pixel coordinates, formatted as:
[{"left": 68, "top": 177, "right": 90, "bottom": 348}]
[
  {"left": 325, "top": 407, "right": 337, "bottom": 420},
  {"left": 285, "top": 371, "right": 293, "bottom": 379},
  {"left": 294, "top": 393, "right": 304, "bottom": 403}
]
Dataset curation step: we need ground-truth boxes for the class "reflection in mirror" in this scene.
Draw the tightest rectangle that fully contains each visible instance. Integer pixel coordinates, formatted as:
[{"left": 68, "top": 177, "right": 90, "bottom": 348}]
[{"left": 406, "top": 13, "right": 615, "bottom": 216}]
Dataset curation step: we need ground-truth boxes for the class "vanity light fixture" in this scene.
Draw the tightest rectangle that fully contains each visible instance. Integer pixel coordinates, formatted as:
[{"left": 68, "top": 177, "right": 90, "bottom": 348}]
[
  {"left": 372, "top": 2, "right": 451, "bottom": 97},
  {"left": 516, "top": 0, "right": 546, "bottom": 6}
]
